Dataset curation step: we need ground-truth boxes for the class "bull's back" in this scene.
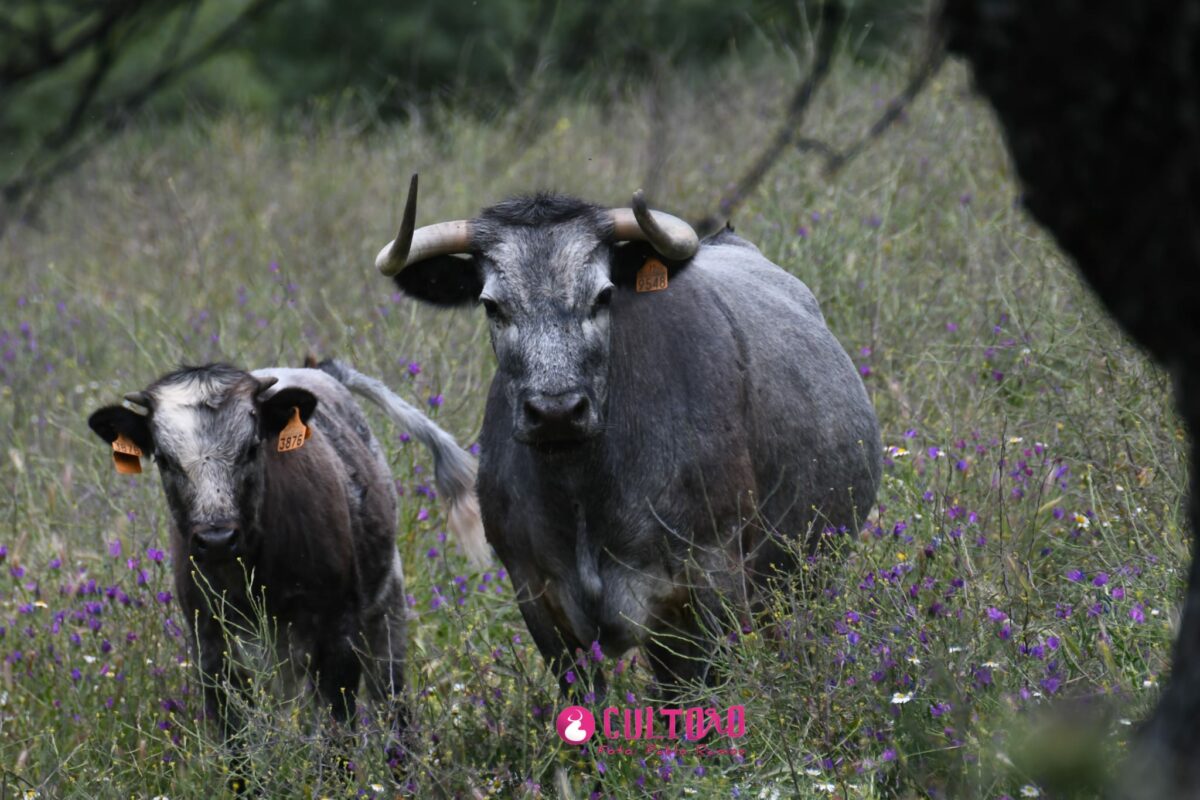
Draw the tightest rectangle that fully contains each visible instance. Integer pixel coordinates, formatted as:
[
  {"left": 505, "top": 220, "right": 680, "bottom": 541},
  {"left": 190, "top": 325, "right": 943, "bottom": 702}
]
[{"left": 613, "top": 234, "right": 881, "bottom": 545}]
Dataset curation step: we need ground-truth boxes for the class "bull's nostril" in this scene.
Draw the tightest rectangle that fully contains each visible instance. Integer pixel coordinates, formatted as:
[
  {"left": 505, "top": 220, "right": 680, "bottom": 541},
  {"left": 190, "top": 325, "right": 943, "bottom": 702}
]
[{"left": 522, "top": 392, "right": 591, "bottom": 440}]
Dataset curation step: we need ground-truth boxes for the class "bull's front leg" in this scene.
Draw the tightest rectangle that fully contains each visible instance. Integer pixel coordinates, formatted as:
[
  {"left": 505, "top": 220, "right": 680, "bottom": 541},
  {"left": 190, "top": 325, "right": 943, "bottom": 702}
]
[
  {"left": 642, "top": 579, "right": 736, "bottom": 698},
  {"left": 508, "top": 567, "right": 605, "bottom": 700}
]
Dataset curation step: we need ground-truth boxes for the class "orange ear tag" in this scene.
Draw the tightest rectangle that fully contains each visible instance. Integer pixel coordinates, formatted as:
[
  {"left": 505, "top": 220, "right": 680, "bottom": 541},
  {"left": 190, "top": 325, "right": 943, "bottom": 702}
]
[
  {"left": 111, "top": 433, "right": 143, "bottom": 475},
  {"left": 277, "top": 406, "right": 311, "bottom": 453},
  {"left": 635, "top": 257, "right": 668, "bottom": 293}
]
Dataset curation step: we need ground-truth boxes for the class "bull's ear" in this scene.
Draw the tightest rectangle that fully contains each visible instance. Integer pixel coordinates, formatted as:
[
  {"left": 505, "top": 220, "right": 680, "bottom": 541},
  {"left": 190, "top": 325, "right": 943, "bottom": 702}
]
[
  {"left": 608, "top": 241, "right": 692, "bottom": 289},
  {"left": 257, "top": 387, "right": 318, "bottom": 440},
  {"left": 392, "top": 255, "right": 483, "bottom": 307},
  {"left": 87, "top": 405, "right": 153, "bottom": 455}
]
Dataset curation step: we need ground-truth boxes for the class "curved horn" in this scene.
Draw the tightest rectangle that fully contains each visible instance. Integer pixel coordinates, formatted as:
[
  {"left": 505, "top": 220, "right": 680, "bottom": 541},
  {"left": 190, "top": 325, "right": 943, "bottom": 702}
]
[
  {"left": 375, "top": 173, "right": 474, "bottom": 276},
  {"left": 608, "top": 190, "right": 699, "bottom": 261},
  {"left": 123, "top": 392, "right": 150, "bottom": 408}
]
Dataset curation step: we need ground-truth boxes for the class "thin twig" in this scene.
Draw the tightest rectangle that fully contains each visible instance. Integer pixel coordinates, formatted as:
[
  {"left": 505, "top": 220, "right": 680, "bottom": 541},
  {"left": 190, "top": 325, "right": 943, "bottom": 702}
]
[
  {"left": 694, "top": 1, "right": 843, "bottom": 237},
  {"left": 47, "top": 22, "right": 120, "bottom": 148},
  {"left": 796, "top": 33, "right": 947, "bottom": 177},
  {"left": 1, "top": 0, "right": 278, "bottom": 209},
  {"left": 0, "top": 0, "right": 142, "bottom": 89},
  {"left": 693, "top": 3, "right": 947, "bottom": 236}
]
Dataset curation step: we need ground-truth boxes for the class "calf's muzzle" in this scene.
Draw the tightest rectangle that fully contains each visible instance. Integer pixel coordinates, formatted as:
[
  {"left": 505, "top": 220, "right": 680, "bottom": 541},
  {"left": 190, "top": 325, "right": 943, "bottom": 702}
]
[{"left": 191, "top": 522, "right": 241, "bottom": 562}]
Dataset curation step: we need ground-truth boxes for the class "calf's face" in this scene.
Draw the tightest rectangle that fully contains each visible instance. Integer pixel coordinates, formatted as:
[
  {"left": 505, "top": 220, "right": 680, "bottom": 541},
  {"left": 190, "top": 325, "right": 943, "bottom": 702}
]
[{"left": 88, "top": 366, "right": 316, "bottom": 565}]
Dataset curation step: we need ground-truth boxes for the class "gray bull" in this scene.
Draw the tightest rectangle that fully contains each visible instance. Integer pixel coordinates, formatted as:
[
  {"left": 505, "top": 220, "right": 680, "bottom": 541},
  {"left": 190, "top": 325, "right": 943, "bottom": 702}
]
[
  {"left": 376, "top": 177, "right": 882, "bottom": 694},
  {"left": 87, "top": 359, "right": 485, "bottom": 752}
]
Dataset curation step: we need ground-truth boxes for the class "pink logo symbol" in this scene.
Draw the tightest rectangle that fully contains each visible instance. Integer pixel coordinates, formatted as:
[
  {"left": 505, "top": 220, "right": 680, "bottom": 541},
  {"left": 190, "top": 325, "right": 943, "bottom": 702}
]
[{"left": 556, "top": 706, "right": 596, "bottom": 744}]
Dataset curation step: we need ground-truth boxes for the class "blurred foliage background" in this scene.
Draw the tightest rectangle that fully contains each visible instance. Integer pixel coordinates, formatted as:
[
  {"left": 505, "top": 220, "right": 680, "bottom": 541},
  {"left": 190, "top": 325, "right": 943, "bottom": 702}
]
[
  {"left": 0, "top": 0, "right": 928, "bottom": 208},
  {"left": 2, "top": 0, "right": 1188, "bottom": 797}
]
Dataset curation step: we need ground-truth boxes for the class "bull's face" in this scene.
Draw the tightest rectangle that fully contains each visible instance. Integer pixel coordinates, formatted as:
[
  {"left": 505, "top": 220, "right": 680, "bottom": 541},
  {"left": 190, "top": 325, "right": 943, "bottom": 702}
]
[
  {"left": 88, "top": 366, "right": 316, "bottom": 564},
  {"left": 379, "top": 179, "right": 699, "bottom": 451},
  {"left": 476, "top": 219, "right": 615, "bottom": 446}
]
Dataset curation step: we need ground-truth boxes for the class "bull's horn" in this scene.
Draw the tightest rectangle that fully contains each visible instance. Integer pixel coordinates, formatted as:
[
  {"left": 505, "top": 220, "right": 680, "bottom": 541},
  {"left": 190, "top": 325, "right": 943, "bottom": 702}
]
[
  {"left": 375, "top": 173, "right": 473, "bottom": 276},
  {"left": 254, "top": 376, "right": 279, "bottom": 398},
  {"left": 608, "top": 190, "right": 699, "bottom": 261},
  {"left": 123, "top": 392, "right": 150, "bottom": 408}
]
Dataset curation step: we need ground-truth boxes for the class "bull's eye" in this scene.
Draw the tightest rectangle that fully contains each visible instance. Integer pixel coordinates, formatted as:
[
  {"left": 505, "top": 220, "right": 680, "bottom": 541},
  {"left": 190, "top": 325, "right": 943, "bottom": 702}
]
[
  {"left": 591, "top": 286, "right": 613, "bottom": 316},
  {"left": 153, "top": 452, "right": 176, "bottom": 471},
  {"left": 241, "top": 442, "right": 260, "bottom": 464},
  {"left": 480, "top": 297, "right": 505, "bottom": 323}
]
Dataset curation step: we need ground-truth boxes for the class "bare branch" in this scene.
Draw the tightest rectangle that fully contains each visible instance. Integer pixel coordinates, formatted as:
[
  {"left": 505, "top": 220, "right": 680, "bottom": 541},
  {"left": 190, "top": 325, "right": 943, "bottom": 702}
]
[
  {"left": 47, "top": 21, "right": 120, "bottom": 148},
  {"left": 1, "top": 0, "right": 280, "bottom": 209},
  {"left": 109, "top": 0, "right": 276, "bottom": 116},
  {"left": 0, "top": 1, "right": 145, "bottom": 89},
  {"left": 694, "top": 2, "right": 842, "bottom": 237},
  {"left": 693, "top": 2, "right": 947, "bottom": 237},
  {"left": 795, "top": 33, "right": 947, "bottom": 177}
]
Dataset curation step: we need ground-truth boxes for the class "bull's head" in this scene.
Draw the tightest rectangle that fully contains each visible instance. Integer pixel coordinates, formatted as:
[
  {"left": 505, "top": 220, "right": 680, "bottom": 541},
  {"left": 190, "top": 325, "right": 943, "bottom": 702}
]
[
  {"left": 87, "top": 365, "right": 316, "bottom": 563},
  {"left": 378, "top": 175, "right": 698, "bottom": 449}
]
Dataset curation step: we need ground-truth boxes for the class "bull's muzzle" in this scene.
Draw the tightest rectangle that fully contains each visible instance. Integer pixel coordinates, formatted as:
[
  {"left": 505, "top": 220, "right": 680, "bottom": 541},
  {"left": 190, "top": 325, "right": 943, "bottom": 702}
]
[{"left": 520, "top": 391, "right": 595, "bottom": 445}]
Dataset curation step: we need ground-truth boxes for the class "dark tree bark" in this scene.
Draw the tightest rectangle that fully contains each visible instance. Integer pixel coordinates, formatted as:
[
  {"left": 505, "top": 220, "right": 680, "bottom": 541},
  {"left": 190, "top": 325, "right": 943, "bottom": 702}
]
[{"left": 943, "top": 2, "right": 1200, "bottom": 796}]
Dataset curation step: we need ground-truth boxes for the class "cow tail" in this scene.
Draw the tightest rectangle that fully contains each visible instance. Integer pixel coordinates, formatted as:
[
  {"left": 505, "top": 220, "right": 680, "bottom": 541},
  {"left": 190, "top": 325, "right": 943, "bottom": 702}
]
[{"left": 316, "top": 359, "right": 491, "bottom": 568}]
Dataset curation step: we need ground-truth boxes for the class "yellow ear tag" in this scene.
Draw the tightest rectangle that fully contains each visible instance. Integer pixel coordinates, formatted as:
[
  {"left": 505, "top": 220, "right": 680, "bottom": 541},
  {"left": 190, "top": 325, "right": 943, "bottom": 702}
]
[
  {"left": 277, "top": 406, "right": 311, "bottom": 453},
  {"left": 636, "top": 257, "right": 668, "bottom": 293},
  {"left": 111, "top": 433, "right": 143, "bottom": 475}
]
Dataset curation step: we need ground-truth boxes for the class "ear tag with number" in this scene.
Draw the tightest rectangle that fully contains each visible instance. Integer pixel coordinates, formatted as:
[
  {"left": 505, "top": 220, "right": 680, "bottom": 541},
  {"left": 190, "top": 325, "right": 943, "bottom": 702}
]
[
  {"left": 635, "top": 257, "right": 669, "bottom": 293},
  {"left": 111, "top": 433, "right": 143, "bottom": 475},
  {"left": 277, "top": 406, "right": 311, "bottom": 453}
]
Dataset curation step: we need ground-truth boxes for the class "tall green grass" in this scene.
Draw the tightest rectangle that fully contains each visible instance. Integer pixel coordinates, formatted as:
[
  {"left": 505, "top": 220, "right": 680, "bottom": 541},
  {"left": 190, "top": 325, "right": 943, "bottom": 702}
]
[{"left": 0, "top": 57, "right": 1185, "bottom": 798}]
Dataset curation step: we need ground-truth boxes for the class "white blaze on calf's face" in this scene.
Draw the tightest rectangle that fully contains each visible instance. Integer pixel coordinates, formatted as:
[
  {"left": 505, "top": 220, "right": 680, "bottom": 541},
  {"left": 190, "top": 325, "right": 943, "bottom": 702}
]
[{"left": 148, "top": 373, "right": 260, "bottom": 527}]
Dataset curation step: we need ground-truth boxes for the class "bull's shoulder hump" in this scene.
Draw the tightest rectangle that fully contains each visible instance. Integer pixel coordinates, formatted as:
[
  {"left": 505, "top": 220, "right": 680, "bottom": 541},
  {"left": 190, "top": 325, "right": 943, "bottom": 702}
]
[
  {"left": 689, "top": 240, "right": 824, "bottom": 321},
  {"left": 700, "top": 228, "right": 762, "bottom": 252}
]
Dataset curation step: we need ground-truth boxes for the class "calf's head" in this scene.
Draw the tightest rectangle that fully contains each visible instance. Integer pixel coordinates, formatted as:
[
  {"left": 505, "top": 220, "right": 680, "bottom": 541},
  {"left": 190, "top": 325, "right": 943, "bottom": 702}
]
[
  {"left": 377, "top": 175, "right": 698, "bottom": 448},
  {"left": 88, "top": 365, "right": 316, "bottom": 563}
]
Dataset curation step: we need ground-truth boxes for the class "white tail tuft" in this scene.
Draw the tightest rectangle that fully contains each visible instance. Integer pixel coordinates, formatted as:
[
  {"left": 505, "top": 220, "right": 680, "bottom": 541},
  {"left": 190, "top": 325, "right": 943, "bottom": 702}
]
[{"left": 447, "top": 488, "right": 489, "bottom": 570}]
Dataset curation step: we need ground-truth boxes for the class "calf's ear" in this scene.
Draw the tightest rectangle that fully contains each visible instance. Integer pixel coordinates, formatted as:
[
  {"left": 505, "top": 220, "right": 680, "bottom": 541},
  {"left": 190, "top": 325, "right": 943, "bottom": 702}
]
[
  {"left": 87, "top": 405, "right": 154, "bottom": 455},
  {"left": 392, "top": 255, "right": 483, "bottom": 307},
  {"left": 257, "top": 387, "right": 318, "bottom": 440}
]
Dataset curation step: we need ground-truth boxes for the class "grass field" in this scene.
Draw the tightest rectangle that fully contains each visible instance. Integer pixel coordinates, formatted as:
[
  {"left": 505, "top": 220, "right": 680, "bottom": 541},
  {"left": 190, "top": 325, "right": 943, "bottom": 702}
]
[{"left": 0, "top": 53, "right": 1188, "bottom": 798}]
